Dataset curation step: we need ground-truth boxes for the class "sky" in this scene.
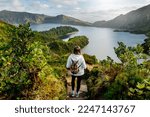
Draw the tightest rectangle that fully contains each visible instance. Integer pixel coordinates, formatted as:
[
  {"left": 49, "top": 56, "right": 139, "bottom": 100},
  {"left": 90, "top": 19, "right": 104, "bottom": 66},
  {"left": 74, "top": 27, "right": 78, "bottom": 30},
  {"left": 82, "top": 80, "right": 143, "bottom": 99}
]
[{"left": 0, "top": 0, "right": 150, "bottom": 22}]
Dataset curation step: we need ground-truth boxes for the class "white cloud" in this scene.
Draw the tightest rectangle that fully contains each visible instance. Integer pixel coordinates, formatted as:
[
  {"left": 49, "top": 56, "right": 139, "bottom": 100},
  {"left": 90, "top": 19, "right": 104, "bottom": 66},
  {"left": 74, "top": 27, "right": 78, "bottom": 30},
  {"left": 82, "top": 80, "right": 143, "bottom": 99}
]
[
  {"left": 74, "top": 7, "right": 81, "bottom": 11},
  {"left": 66, "top": 5, "right": 142, "bottom": 22},
  {"left": 32, "top": 1, "right": 49, "bottom": 10},
  {"left": 0, "top": 1, "right": 11, "bottom": 11},
  {"left": 12, "top": 0, "right": 25, "bottom": 11},
  {"left": 0, "top": 0, "right": 150, "bottom": 22},
  {"left": 41, "top": 4, "right": 49, "bottom": 9},
  {"left": 57, "top": 4, "right": 63, "bottom": 8},
  {"left": 0, "top": 0, "right": 25, "bottom": 11},
  {"left": 51, "top": 0, "right": 76, "bottom": 5},
  {"left": 51, "top": 0, "right": 86, "bottom": 5}
]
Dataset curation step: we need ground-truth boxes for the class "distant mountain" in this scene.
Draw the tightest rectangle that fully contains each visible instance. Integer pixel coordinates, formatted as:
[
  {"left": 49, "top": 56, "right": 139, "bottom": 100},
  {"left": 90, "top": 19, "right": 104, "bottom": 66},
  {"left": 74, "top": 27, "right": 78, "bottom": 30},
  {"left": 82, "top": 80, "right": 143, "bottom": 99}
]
[
  {"left": 93, "top": 20, "right": 107, "bottom": 27},
  {"left": 93, "top": 4, "right": 150, "bottom": 33},
  {"left": 0, "top": 10, "right": 48, "bottom": 24},
  {"left": 43, "top": 14, "right": 91, "bottom": 26},
  {"left": 0, "top": 10, "right": 91, "bottom": 26}
]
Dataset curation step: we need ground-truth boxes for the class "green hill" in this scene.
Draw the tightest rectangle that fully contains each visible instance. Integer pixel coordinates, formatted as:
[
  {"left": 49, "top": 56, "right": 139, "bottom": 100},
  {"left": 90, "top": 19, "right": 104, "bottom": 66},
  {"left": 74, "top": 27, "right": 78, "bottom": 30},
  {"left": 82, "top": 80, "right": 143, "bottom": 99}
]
[
  {"left": 0, "top": 20, "right": 14, "bottom": 36},
  {"left": 0, "top": 10, "right": 91, "bottom": 26},
  {"left": 0, "top": 21, "right": 89, "bottom": 100},
  {"left": 93, "top": 4, "right": 150, "bottom": 33},
  {"left": 1, "top": 20, "right": 150, "bottom": 100},
  {"left": 0, "top": 10, "right": 47, "bottom": 24}
]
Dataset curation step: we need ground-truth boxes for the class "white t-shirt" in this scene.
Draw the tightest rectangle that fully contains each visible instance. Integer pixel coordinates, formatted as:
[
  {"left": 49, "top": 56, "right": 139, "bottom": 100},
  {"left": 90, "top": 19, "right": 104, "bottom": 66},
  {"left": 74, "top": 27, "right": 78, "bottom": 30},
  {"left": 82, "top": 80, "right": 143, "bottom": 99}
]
[{"left": 66, "top": 54, "right": 86, "bottom": 76}]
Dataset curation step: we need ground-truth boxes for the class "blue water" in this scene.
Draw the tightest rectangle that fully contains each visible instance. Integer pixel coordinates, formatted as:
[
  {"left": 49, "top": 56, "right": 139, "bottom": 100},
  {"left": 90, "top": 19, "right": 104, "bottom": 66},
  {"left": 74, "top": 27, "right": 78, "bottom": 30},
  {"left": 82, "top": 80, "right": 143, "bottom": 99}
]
[{"left": 30, "top": 23, "right": 146, "bottom": 62}]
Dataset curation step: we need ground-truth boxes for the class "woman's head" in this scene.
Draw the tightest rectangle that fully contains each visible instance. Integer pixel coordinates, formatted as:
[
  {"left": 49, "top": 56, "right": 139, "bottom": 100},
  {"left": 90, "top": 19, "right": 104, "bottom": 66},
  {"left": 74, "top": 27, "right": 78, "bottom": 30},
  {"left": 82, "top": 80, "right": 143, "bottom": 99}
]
[{"left": 73, "top": 46, "right": 81, "bottom": 54}]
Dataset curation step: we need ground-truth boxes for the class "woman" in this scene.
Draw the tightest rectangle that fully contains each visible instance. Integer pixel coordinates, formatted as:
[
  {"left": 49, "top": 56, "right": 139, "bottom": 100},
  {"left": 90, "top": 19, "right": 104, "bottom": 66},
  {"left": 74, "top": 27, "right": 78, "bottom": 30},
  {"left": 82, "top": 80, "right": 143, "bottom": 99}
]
[{"left": 66, "top": 46, "right": 86, "bottom": 97}]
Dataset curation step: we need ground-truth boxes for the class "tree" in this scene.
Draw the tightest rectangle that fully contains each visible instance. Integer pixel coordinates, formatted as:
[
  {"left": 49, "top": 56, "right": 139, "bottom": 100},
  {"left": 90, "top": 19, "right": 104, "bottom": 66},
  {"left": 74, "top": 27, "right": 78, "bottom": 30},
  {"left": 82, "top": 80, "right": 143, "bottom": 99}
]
[
  {"left": 142, "top": 38, "right": 150, "bottom": 55},
  {"left": 0, "top": 23, "right": 36, "bottom": 98}
]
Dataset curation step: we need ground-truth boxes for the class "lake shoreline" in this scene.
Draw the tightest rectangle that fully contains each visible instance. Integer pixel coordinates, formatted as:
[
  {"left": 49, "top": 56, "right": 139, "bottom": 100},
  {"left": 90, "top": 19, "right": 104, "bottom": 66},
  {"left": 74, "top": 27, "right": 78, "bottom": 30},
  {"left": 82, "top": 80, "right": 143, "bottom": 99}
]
[
  {"left": 30, "top": 22, "right": 148, "bottom": 37},
  {"left": 31, "top": 23, "right": 146, "bottom": 62},
  {"left": 60, "top": 31, "right": 78, "bottom": 39}
]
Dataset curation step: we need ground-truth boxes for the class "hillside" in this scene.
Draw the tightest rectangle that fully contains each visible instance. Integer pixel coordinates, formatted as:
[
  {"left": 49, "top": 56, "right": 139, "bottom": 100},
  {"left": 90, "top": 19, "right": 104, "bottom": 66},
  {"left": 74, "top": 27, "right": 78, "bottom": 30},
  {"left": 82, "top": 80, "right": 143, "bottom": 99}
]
[
  {"left": 0, "top": 21, "right": 89, "bottom": 100},
  {"left": 0, "top": 20, "right": 150, "bottom": 100},
  {"left": 44, "top": 14, "right": 91, "bottom": 26},
  {"left": 1, "top": 4, "right": 150, "bottom": 33},
  {"left": 93, "top": 4, "right": 150, "bottom": 33},
  {"left": 0, "top": 20, "right": 15, "bottom": 41},
  {"left": 0, "top": 10, "right": 48, "bottom": 24},
  {"left": 0, "top": 10, "right": 91, "bottom": 26}
]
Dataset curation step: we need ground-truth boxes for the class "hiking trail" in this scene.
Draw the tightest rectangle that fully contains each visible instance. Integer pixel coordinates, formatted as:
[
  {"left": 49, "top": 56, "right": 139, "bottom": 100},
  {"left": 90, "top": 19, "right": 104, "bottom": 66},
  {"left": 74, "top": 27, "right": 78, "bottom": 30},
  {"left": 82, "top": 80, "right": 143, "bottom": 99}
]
[
  {"left": 66, "top": 64, "right": 95, "bottom": 100},
  {"left": 66, "top": 76, "right": 88, "bottom": 100}
]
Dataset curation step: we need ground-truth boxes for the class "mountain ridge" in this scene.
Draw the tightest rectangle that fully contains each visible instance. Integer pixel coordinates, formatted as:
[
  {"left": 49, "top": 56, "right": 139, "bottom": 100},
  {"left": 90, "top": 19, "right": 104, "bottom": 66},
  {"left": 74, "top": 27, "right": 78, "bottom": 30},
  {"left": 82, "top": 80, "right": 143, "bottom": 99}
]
[
  {"left": 93, "top": 4, "right": 150, "bottom": 33},
  {"left": 0, "top": 10, "right": 91, "bottom": 26},
  {"left": 1, "top": 4, "right": 150, "bottom": 33}
]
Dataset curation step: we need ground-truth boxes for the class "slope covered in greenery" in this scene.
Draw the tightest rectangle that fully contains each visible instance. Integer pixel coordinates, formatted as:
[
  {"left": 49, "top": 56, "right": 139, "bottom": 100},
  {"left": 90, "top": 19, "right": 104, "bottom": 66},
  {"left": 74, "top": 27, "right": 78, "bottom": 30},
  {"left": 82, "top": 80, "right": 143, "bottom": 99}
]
[
  {"left": 93, "top": 4, "right": 150, "bottom": 33},
  {"left": 0, "top": 21, "right": 89, "bottom": 99},
  {"left": 0, "top": 10, "right": 91, "bottom": 26},
  {"left": 0, "top": 20, "right": 15, "bottom": 41},
  {"left": 86, "top": 42, "right": 150, "bottom": 100},
  {"left": 40, "top": 26, "right": 78, "bottom": 40},
  {"left": 142, "top": 32, "right": 150, "bottom": 55},
  {"left": 0, "top": 20, "right": 149, "bottom": 100}
]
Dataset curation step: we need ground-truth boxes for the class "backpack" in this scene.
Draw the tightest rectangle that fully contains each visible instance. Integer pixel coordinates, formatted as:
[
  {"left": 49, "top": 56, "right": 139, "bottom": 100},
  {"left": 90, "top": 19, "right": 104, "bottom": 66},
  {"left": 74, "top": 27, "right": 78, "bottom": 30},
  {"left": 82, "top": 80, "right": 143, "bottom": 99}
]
[{"left": 70, "top": 59, "right": 81, "bottom": 74}]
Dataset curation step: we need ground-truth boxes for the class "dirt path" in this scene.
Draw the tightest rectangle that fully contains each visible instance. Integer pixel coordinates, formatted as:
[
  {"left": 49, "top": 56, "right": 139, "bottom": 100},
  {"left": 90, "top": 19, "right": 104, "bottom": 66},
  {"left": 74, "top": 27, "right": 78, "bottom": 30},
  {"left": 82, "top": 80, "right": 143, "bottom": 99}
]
[
  {"left": 66, "top": 64, "right": 96, "bottom": 100},
  {"left": 66, "top": 76, "right": 88, "bottom": 100}
]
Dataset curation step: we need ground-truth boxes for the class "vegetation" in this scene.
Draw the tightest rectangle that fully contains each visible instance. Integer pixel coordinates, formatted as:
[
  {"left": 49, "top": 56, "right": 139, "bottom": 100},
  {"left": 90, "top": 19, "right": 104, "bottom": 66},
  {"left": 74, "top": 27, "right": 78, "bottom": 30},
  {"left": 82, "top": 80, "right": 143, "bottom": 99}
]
[
  {"left": 87, "top": 41, "right": 150, "bottom": 100},
  {"left": 0, "top": 20, "right": 149, "bottom": 100},
  {"left": 142, "top": 38, "right": 150, "bottom": 55},
  {"left": 49, "top": 36, "right": 89, "bottom": 55},
  {"left": 83, "top": 54, "right": 98, "bottom": 65},
  {"left": 0, "top": 21, "right": 89, "bottom": 99},
  {"left": 40, "top": 26, "right": 78, "bottom": 40}
]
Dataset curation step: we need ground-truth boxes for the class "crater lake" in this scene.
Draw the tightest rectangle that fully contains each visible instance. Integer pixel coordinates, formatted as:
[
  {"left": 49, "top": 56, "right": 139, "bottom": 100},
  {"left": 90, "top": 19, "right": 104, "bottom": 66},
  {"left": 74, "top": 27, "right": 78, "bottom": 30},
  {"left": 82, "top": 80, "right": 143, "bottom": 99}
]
[{"left": 30, "top": 23, "right": 147, "bottom": 62}]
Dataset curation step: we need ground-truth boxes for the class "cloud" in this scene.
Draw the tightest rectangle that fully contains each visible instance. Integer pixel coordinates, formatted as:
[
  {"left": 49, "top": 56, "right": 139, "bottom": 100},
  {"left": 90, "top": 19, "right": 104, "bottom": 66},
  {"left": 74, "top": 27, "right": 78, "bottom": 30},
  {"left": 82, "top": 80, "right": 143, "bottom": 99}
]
[
  {"left": 66, "top": 5, "right": 141, "bottom": 22},
  {"left": 74, "top": 7, "right": 81, "bottom": 11},
  {"left": 11, "top": 0, "right": 25, "bottom": 11},
  {"left": 0, "top": 1, "right": 7, "bottom": 8},
  {"left": 0, "top": 0, "right": 150, "bottom": 22},
  {"left": 31, "top": 1, "right": 49, "bottom": 10},
  {"left": 51, "top": 0, "right": 86, "bottom": 6},
  {"left": 57, "top": 4, "right": 63, "bottom": 8},
  {"left": 0, "top": 0, "right": 24, "bottom": 11}
]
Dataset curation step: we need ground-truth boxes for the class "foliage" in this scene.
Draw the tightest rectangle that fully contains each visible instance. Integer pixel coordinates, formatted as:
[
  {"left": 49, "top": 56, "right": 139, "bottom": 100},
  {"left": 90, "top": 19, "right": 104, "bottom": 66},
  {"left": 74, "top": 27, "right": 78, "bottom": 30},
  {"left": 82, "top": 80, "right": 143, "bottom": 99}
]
[
  {"left": 40, "top": 26, "right": 78, "bottom": 39},
  {"left": 0, "top": 23, "right": 35, "bottom": 98},
  {"left": 0, "top": 21, "right": 89, "bottom": 99},
  {"left": 0, "top": 21, "right": 15, "bottom": 45},
  {"left": 0, "top": 23, "right": 69, "bottom": 99},
  {"left": 30, "top": 75, "right": 67, "bottom": 100},
  {"left": 87, "top": 42, "right": 150, "bottom": 100},
  {"left": 83, "top": 54, "right": 97, "bottom": 65},
  {"left": 68, "top": 36, "right": 89, "bottom": 48},
  {"left": 142, "top": 38, "right": 150, "bottom": 55},
  {"left": 49, "top": 36, "right": 89, "bottom": 55},
  {"left": 2, "top": 20, "right": 149, "bottom": 100}
]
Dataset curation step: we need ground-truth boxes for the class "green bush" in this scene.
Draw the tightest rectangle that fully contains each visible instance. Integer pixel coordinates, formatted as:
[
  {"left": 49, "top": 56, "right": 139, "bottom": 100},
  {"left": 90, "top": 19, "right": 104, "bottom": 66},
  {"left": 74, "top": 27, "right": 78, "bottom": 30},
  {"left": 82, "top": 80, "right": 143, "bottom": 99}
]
[
  {"left": 0, "top": 23, "right": 67, "bottom": 99},
  {"left": 83, "top": 54, "right": 97, "bottom": 65},
  {"left": 87, "top": 42, "right": 150, "bottom": 100}
]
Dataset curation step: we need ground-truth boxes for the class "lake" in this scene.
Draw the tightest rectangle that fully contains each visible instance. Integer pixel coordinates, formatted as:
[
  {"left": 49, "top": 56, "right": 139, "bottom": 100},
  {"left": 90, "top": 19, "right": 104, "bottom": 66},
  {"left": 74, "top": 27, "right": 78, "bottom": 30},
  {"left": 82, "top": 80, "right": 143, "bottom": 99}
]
[{"left": 30, "top": 23, "right": 147, "bottom": 62}]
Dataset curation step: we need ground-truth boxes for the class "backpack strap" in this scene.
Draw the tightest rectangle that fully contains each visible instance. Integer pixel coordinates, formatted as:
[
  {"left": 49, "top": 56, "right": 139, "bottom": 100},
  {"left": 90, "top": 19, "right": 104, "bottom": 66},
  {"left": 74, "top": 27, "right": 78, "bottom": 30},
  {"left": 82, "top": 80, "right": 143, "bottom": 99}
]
[
  {"left": 78, "top": 63, "right": 82, "bottom": 68},
  {"left": 71, "top": 59, "right": 82, "bottom": 68},
  {"left": 71, "top": 59, "right": 78, "bottom": 65}
]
